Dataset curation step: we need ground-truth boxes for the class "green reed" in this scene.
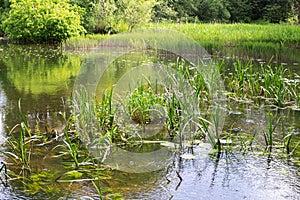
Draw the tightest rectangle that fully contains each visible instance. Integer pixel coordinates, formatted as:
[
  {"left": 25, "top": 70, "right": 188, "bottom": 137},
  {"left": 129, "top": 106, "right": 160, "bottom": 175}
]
[
  {"left": 126, "top": 82, "right": 165, "bottom": 126},
  {"left": 96, "top": 89, "right": 115, "bottom": 133},
  {"left": 0, "top": 101, "right": 37, "bottom": 170},
  {"left": 0, "top": 123, "right": 30, "bottom": 170},
  {"left": 63, "top": 130, "right": 80, "bottom": 168},
  {"left": 166, "top": 93, "right": 181, "bottom": 136},
  {"left": 92, "top": 178, "right": 103, "bottom": 200},
  {"left": 63, "top": 34, "right": 109, "bottom": 50},
  {"left": 225, "top": 60, "right": 299, "bottom": 107},
  {"left": 263, "top": 111, "right": 277, "bottom": 152},
  {"left": 72, "top": 87, "right": 100, "bottom": 144},
  {"left": 153, "top": 23, "right": 300, "bottom": 50}
]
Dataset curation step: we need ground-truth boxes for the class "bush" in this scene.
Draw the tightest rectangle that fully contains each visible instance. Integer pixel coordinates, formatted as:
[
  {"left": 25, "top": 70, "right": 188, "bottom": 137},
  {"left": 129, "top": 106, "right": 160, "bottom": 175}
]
[
  {"left": 91, "top": 0, "right": 157, "bottom": 33},
  {"left": 0, "top": 0, "right": 10, "bottom": 36},
  {"left": 3, "top": 0, "right": 86, "bottom": 43}
]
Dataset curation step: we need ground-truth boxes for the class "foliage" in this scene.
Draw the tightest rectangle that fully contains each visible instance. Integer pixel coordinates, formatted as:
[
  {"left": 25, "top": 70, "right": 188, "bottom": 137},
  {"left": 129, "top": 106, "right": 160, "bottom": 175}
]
[
  {"left": 86, "top": 0, "right": 157, "bottom": 33},
  {"left": 151, "top": 0, "right": 178, "bottom": 22},
  {"left": 3, "top": 0, "right": 85, "bottom": 43},
  {"left": 225, "top": 0, "right": 251, "bottom": 22},
  {"left": 152, "top": 0, "right": 294, "bottom": 23},
  {"left": 225, "top": 60, "right": 300, "bottom": 107},
  {"left": 155, "top": 23, "right": 300, "bottom": 50},
  {"left": 70, "top": 0, "right": 98, "bottom": 33},
  {"left": 197, "top": 0, "right": 231, "bottom": 23},
  {"left": 1, "top": 0, "right": 299, "bottom": 40},
  {"left": 126, "top": 83, "right": 165, "bottom": 125},
  {"left": 0, "top": 0, "right": 10, "bottom": 35}
]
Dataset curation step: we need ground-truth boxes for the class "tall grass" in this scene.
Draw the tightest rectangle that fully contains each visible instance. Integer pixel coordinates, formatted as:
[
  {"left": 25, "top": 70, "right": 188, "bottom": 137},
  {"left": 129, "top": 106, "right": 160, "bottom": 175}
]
[
  {"left": 125, "top": 82, "right": 165, "bottom": 126},
  {"left": 63, "top": 34, "right": 109, "bottom": 50},
  {"left": 225, "top": 60, "right": 300, "bottom": 107},
  {"left": 151, "top": 23, "right": 300, "bottom": 49},
  {"left": 92, "top": 178, "right": 103, "bottom": 200},
  {"left": 0, "top": 101, "right": 37, "bottom": 170},
  {"left": 263, "top": 111, "right": 280, "bottom": 152}
]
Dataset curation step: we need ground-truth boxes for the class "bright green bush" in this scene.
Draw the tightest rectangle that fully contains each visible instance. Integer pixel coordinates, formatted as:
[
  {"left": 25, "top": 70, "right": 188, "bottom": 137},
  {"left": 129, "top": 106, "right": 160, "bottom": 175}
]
[{"left": 3, "top": 0, "right": 86, "bottom": 43}]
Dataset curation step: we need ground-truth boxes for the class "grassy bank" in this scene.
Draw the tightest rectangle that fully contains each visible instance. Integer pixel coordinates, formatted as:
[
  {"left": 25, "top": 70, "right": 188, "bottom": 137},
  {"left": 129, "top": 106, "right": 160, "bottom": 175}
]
[
  {"left": 147, "top": 23, "right": 300, "bottom": 59},
  {"left": 150, "top": 23, "right": 300, "bottom": 48},
  {"left": 65, "top": 23, "right": 300, "bottom": 52}
]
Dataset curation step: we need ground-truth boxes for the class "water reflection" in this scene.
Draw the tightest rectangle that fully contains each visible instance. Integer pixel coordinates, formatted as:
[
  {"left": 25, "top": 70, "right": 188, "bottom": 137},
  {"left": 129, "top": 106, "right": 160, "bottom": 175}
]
[
  {"left": 0, "top": 44, "right": 299, "bottom": 199},
  {"left": 0, "top": 45, "right": 82, "bottom": 130},
  {"left": 0, "top": 45, "right": 84, "bottom": 199},
  {"left": 119, "top": 150, "right": 299, "bottom": 199},
  {"left": 0, "top": 83, "right": 7, "bottom": 147}
]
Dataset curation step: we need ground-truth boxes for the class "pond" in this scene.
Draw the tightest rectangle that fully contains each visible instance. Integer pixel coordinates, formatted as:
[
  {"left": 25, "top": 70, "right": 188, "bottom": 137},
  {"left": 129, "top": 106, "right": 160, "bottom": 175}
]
[{"left": 0, "top": 33, "right": 299, "bottom": 200}]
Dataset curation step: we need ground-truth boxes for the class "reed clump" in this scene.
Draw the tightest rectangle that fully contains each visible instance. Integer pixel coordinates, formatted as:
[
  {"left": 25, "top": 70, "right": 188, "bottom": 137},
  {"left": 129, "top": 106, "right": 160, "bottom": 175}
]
[{"left": 224, "top": 60, "right": 300, "bottom": 108}]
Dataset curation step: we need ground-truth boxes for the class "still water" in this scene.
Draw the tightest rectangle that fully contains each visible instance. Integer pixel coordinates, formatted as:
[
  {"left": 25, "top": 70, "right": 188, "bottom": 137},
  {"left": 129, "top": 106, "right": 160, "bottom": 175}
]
[{"left": 0, "top": 43, "right": 299, "bottom": 199}]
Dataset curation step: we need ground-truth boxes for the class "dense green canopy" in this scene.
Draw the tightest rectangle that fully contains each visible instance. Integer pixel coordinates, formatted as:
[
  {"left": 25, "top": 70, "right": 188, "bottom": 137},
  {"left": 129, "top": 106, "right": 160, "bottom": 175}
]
[{"left": 0, "top": 0, "right": 299, "bottom": 42}]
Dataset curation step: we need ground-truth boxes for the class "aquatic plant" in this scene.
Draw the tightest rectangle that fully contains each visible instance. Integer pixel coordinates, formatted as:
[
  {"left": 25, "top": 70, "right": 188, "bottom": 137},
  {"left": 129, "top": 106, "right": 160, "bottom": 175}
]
[
  {"left": 263, "top": 111, "right": 280, "bottom": 152},
  {"left": 125, "top": 82, "right": 165, "bottom": 126},
  {"left": 284, "top": 131, "right": 294, "bottom": 154},
  {"left": 0, "top": 101, "right": 38, "bottom": 170},
  {"left": 166, "top": 93, "right": 181, "bottom": 136},
  {"left": 154, "top": 23, "right": 300, "bottom": 50},
  {"left": 64, "top": 34, "right": 109, "bottom": 50},
  {"left": 225, "top": 60, "right": 299, "bottom": 107},
  {"left": 72, "top": 87, "right": 100, "bottom": 144},
  {"left": 51, "top": 112, "right": 91, "bottom": 169},
  {"left": 92, "top": 178, "right": 103, "bottom": 200},
  {"left": 63, "top": 130, "right": 80, "bottom": 168},
  {"left": 96, "top": 89, "right": 115, "bottom": 134}
]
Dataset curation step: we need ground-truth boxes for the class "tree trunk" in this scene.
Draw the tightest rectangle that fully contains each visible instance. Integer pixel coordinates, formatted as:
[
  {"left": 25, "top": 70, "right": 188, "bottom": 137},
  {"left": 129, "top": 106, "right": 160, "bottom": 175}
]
[{"left": 298, "top": 2, "right": 300, "bottom": 24}]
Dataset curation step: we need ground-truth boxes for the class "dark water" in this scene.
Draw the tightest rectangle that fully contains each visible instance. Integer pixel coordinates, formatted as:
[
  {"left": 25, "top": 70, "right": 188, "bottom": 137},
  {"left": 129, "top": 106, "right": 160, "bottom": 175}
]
[{"left": 0, "top": 43, "right": 299, "bottom": 199}]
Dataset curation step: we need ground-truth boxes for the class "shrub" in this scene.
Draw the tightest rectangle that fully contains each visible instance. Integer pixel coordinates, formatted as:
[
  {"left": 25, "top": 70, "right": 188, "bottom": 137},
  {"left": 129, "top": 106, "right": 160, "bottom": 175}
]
[
  {"left": 91, "top": 0, "right": 157, "bottom": 33},
  {"left": 3, "top": 0, "right": 86, "bottom": 43}
]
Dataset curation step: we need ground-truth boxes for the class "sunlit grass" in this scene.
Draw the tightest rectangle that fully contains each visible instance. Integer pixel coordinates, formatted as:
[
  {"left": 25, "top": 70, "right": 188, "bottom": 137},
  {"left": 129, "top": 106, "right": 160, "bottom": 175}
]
[
  {"left": 222, "top": 60, "right": 300, "bottom": 108},
  {"left": 150, "top": 23, "right": 300, "bottom": 48},
  {"left": 63, "top": 34, "right": 109, "bottom": 50}
]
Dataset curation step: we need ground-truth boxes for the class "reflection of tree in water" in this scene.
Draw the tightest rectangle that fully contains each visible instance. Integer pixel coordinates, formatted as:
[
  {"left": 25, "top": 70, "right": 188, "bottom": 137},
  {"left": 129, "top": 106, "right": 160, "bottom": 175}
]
[{"left": 0, "top": 45, "right": 82, "bottom": 131}]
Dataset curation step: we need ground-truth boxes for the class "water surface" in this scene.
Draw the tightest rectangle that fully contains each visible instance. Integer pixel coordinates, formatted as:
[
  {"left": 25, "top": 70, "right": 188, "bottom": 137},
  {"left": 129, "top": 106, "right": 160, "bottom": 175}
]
[{"left": 0, "top": 44, "right": 299, "bottom": 199}]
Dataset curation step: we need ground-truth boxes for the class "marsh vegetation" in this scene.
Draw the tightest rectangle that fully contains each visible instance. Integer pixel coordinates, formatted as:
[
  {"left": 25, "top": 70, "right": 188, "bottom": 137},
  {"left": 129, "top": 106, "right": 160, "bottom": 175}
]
[{"left": 0, "top": 24, "right": 299, "bottom": 199}]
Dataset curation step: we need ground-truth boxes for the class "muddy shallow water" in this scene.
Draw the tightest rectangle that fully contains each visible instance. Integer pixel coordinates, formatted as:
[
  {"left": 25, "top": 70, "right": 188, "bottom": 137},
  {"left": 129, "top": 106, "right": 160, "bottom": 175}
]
[{"left": 0, "top": 43, "right": 299, "bottom": 199}]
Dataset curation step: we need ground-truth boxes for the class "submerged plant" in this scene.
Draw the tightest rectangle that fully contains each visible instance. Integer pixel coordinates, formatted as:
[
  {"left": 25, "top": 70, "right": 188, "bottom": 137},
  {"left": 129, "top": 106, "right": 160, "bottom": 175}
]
[{"left": 51, "top": 113, "right": 91, "bottom": 169}]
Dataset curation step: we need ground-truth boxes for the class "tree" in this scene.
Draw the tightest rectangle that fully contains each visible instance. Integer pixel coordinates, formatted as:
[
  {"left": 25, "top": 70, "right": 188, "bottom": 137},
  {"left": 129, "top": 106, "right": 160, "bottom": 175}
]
[
  {"left": 263, "top": 0, "right": 292, "bottom": 23},
  {"left": 90, "top": 0, "right": 157, "bottom": 33},
  {"left": 70, "top": 0, "right": 99, "bottom": 33},
  {"left": 152, "top": 0, "right": 178, "bottom": 22},
  {"left": 246, "top": 0, "right": 292, "bottom": 23},
  {"left": 225, "top": 0, "right": 251, "bottom": 22},
  {"left": 197, "top": 0, "right": 230, "bottom": 22},
  {"left": 3, "top": 0, "right": 85, "bottom": 43},
  {"left": 0, "top": 0, "right": 10, "bottom": 35},
  {"left": 153, "top": 0, "right": 211, "bottom": 23}
]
